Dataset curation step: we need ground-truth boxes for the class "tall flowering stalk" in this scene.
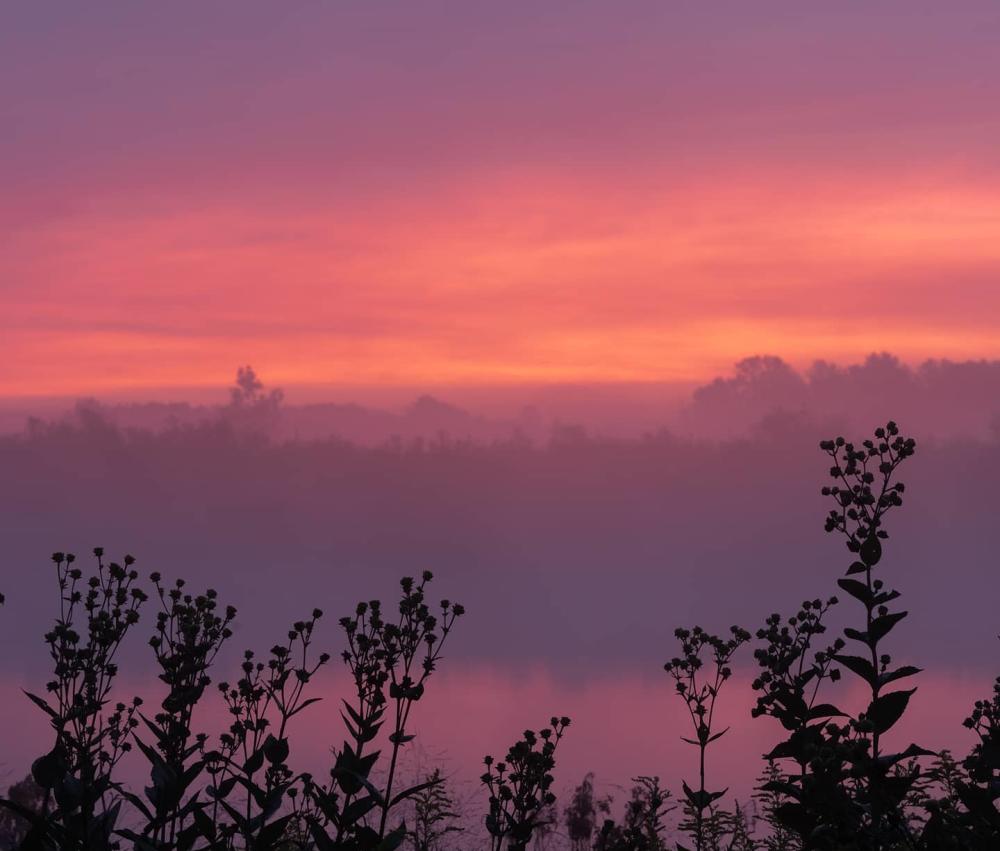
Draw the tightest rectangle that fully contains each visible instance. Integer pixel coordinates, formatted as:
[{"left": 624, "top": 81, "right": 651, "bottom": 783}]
[{"left": 665, "top": 625, "right": 750, "bottom": 851}]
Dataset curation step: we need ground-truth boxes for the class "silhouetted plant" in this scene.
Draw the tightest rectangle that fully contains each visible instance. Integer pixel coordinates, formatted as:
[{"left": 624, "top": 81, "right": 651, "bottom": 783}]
[
  {"left": 665, "top": 625, "right": 750, "bottom": 851},
  {"left": 404, "top": 769, "right": 462, "bottom": 851},
  {"left": 918, "top": 749, "right": 966, "bottom": 817},
  {"left": 819, "top": 422, "right": 930, "bottom": 849},
  {"left": 481, "top": 718, "right": 570, "bottom": 851},
  {"left": 936, "top": 674, "right": 1000, "bottom": 847},
  {"left": 304, "top": 572, "right": 463, "bottom": 851},
  {"left": 593, "top": 776, "right": 671, "bottom": 851},
  {"left": 20, "top": 549, "right": 147, "bottom": 849},
  {"left": 530, "top": 799, "right": 559, "bottom": 851},
  {"left": 753, "top": 762, "right": 800, "bottom": 851},
  {"left": 210, "top": 609, "right": 329, "bottom": 850},
  {"left": 117, "top": 575, "right": 237, "bottom": 849},
  {"left": 750, "top": 599, "right": 850, "bottom": 847},
  {"left": 718, "top": 801, "right": 756, "bottom": 851},
  {"left": 751, "top": 596, "right": 843, "bottom": 762}
]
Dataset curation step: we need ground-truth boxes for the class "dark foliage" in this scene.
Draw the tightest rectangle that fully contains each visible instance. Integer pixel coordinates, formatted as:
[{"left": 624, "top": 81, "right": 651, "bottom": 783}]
[
  {"left": 3, "top": 420, "right": 1000, "bottom": 850},
  {"left": 592, "top": 776, "right": 672, "bottom": 851},
  {"left": 481, "top": 719, "right": 570, "bottom": 851},
  {"left": 403, "top": 769, "right": 462, "bottom": 851}
]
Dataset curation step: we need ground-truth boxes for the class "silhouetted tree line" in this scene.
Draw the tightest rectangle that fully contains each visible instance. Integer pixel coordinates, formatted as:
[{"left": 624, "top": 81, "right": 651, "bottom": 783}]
[{"left": 2, "top": 422, "right": 999, "bottom": 849}]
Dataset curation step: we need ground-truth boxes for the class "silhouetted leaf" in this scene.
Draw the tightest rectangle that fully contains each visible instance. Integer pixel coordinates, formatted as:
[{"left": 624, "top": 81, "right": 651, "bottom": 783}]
[
  {"left": 263, "top": 734, "right": 289, "bottom": 765},
  {"left": 376, "top": 822, "right": 407, "bottom": 851},
  {"left": 253, "top": 814, "right": 292, "bottom": 851},
  {"left": 867, "top": 689, "right": 917, "bottom": 735},
  {"left": 22, "top": 690, "right": 57, "bottom": 719},
  {"left": 878, "top": 665, "right": 923, "bottom": 686},
  {"left": 289, "top": 696, "right": 323, "bottom": 717},
  {"left": 833, "top": 654, "right": 877, "bottom": 688},
  {"left": 31, "top": 747, "right": 66, "bottom": 789},
  {"left": 843, "top": 627, "right": 869, "bottom": 645},
  {"left": 342, "top": 794, "right": 379, "bottom": 826},
  {"left": 389, "top": 775, "right": 443, "bottom": 808},
  {"left": 765, "top": 739, "right": 802, "bottom": 761},
  {"left": 807, "top": 703, "right": 846, "bottom": 720},
  {"left": 860, "top": 534, "right": 881, "bottom": 567},
  {"left": 878, "top": 743, "right": 934, "bottom": 768},
  {"left": 837, "top": 578, "right": 872, "bottom": 605},
  {"left": 244, "top": 746, "right": 265, "bottom": 775},
  {"left": 387, "top": 731, "right": 415, "bottom": 745},
  {"left": 869, "top": 611, "right": 907, "bottom": 643}
]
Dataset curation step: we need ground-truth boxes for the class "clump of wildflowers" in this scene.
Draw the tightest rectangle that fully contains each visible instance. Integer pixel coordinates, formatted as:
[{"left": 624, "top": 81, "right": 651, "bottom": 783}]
[{"left": 482, "top": 717, "right": 571, "bottom": 851}]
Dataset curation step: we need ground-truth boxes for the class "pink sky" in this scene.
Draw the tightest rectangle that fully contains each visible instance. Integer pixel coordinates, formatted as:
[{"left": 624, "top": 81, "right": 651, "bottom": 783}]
[{"left": 3, "top": 2, "right": 1000, "bottom": 395}]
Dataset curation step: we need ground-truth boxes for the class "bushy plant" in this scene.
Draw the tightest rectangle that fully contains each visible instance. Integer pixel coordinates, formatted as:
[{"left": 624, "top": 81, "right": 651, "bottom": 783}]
[
  {"left": 592, "top": 776, "right": 671, "bottom": 851},
  {"left": 118, "top": 576, "right": 237, "bottom": 849},
  {"left": 404, "top": 769, "right": 462, "bottom": 851},
  {"left": 3, "top": 561, "right": 475, "bottom": 851},
  {"left": 481, "top": 718, "right": 571, "bottom": 851},
  {"left": 304, "top": 573, "right": 465, "bottom": 851},
  {"left": 19, "top": 549, "right": 147, "bottom": 849}
]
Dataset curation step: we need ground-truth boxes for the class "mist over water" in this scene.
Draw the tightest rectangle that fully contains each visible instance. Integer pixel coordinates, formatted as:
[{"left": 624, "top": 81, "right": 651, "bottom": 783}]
[{"left": 2, "top": 354, "right": 998, "bottom": 822}]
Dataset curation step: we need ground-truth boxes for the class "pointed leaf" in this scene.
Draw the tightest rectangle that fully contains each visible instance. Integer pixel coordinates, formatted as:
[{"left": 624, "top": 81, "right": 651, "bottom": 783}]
[
  {"left": 870, "top": 611, "right": 907, "bottom": 643},
  {"left": 807, "top": 703, "right": 846, "bottom": 720},
  {"left": 844, "top": 627, "right": 870, "bottom": 645},
  {"left": 390, "top": 775, "right": 444, "bottom": 808},
  {"left": 879, "top": 665, "right": 922, "bottom": 687},
  {"left": 22, "top": 690, "right": 58, "bottom": 720},
  {"left": 878, "top": 742, "right": 935, "bottom": 768},
  {"left": 377, "top": 823, "right": 408, "bottom": 851},
  {"left": 833, "top": 654, "right": 878, "bottom": 688},
  {"left": 263, "top": 735, "right": 289, "bottom": 765},
  {"left": 290, "top": 696, "right": 323, "bottom": 717},
  {"left": 31, "top": 747, "right": 66, "bottom": 789},
  {"left": 837, "top": 578, "right": 872, "bottom": 605},
  {"left": 867, "top": 688, "right": 917, "bottom": 735}
]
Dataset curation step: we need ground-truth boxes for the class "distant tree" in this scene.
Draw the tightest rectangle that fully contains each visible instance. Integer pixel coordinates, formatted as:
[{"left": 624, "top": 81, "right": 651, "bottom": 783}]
[
  {"left": 229, "top": 365, "right": 284, "bottom": 411},
  {"left": 225, "top": 365, "right": 285, "bottom": 435}
]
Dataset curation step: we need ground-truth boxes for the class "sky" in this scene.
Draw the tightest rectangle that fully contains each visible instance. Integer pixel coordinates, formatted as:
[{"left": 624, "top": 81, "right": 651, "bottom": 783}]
[
  {"left": 5, "top": 6, "right": 1000, "bottom": 827},
  {"left": 3, "top": 1, "right": 1000, "bottom": 397}
]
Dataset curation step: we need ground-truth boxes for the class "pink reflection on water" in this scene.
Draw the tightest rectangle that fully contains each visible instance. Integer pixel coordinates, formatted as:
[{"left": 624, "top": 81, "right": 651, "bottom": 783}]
[{"left": 0, "top": 666, "right": 989, "bottom": 810}]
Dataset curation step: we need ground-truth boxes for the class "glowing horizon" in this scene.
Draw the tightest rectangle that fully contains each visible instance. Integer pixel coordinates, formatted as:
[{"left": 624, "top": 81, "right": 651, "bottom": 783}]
[{"left": 3, "top": 2, "right": 1000, "bottom": 397}]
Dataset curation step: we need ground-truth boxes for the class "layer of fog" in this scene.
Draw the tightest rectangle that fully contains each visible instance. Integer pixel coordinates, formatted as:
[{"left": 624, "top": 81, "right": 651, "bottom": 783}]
[{"left": 5, "top": 353, "right": 1000, "bottom": 443}]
